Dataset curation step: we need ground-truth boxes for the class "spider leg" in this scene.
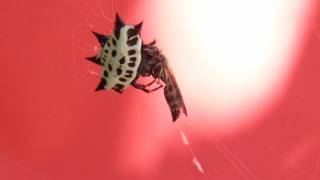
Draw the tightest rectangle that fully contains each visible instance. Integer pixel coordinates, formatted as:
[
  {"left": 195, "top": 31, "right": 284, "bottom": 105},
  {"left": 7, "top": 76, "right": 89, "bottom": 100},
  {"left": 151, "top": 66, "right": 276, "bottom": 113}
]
[
  {"left": 131, "top": 79, "right": 163, "bottom": 93},
  {"left": 149, "top": 84, "right": 163, "bottom": 92},
  {"left": 141, "top": 84, "right": 163, "bottom": 93},
  {"left": 156, "top": 79, "right": 162, "bottom": 85}
]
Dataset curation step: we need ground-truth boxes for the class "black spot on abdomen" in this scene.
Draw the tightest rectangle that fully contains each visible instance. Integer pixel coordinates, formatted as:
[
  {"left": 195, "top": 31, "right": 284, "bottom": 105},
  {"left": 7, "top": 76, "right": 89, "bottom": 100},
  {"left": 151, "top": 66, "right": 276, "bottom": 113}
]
[
  {"left": 114, "top": 83, "right": 124, "bottom": 90},
  {"left": 119, "top": 56, "right": 126, "bottom": 64},
  {"left": 111, "top": 50, "right": 117, "bottom": 57},
  {"left": 130, "top": 57, "right": 137, "bottom": 62},
  {"left": 116, "top": 68, "right": 122, "bottom": 75},
  {"left": 128, "top": 62, "right": 135, "bottom": 67},
  {"left": 103, "top": 70, "right": 109, "bottom": 77},
  {"left": 119, "top": 78, "right": 127, "bottom": 82},
  {"left": 127, "top": 37, "right": 138, "bottom": 46},
  {"left": 124, "top": 70, "right": 133, "bottom": 78},
  {"left": 112, "top": 38, "right": 117, "bottom": 46},
  {"left": 128, "top": 49, "right": 136, "bottom": 55},
  {"left": 127, "top": 28, "right": 138, "bottom": 39},
  {"left": 126, "top": 70, "right": 133, "bottom": 74},
  {"left": 108, "top": 64, "right": 113, "bottom": 71}
]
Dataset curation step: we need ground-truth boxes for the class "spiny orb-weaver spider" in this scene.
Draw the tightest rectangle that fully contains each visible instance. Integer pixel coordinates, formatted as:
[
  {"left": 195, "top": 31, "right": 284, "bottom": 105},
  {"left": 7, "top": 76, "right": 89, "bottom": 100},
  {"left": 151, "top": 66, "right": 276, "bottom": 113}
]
[{"left": 86, "top": 13, "right": 187, "bottom": 121}]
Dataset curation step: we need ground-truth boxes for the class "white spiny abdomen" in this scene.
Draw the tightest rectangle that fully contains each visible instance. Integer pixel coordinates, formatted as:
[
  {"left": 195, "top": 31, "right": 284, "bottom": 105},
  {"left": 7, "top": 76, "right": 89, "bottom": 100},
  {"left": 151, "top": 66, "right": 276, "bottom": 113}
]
[{"left": 100, "top": 25, "right": 142, "bottom": 90}]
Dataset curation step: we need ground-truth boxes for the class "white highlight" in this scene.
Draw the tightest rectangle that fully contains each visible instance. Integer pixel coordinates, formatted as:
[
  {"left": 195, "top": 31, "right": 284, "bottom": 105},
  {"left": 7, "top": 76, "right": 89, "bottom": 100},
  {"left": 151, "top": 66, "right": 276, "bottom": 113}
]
[
  {"left": 192, "top": 157, "right": 204, "bottom": 174},
  {"left": 179, "top": 129, "right": 190, "bottom": 145},
  {"left": 93, "top": 45, "right": 98, "bottom": 52},
  {"left": 178, "top": 127, "right": 205, "bottom": 174},
  {"left": 155, "top": 0, "right": 306, "bottom": 131},
  {"left": 89, "top": 70, "right": 98, "bottom": 76}
]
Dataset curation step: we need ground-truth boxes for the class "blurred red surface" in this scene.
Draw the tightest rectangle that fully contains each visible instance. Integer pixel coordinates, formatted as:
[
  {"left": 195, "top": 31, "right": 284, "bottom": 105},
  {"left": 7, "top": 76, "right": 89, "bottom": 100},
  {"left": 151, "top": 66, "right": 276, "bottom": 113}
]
[{"left": 0, "top": 0, "right": 320, "bottom": 179}]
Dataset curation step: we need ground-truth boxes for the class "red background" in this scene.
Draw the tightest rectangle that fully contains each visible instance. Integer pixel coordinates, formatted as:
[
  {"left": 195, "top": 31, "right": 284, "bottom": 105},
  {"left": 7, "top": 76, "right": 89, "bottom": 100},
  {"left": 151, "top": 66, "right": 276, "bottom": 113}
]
[{"left": 0, "top": 0, "right": 320, "bottom": 179}]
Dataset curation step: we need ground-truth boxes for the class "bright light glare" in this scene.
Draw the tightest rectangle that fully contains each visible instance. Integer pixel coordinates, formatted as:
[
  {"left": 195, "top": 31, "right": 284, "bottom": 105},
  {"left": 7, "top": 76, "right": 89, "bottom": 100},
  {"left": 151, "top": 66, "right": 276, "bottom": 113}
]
[
  {"left": 116, "top": 0, "right": 310, "bottom": 174},
  {"left": 152, "top": 0, "right": 307, "bottom": 133}
]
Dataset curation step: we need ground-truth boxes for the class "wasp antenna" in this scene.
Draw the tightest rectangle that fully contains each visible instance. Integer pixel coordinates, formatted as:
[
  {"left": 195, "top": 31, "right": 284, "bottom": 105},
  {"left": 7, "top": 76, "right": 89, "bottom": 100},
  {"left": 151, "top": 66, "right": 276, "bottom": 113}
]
[
  {"left": 150, "top": 39, "right": 156, "bottom": 45},
  {"left": 115, "top": 13, "right": 125, "bottom": 29},
  {"left": 91, "top": 31, "right": 109, "bottom": 47},
  {"left": 142, "top": 39, "right": 156, "bottom": 48}
]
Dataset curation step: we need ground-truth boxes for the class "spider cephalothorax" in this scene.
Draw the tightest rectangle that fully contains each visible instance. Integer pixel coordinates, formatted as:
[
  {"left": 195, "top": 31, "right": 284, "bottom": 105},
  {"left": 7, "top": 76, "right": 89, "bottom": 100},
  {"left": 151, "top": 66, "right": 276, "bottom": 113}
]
[{"left": 86, "top": 13, "right": 187, "bottom": 121}]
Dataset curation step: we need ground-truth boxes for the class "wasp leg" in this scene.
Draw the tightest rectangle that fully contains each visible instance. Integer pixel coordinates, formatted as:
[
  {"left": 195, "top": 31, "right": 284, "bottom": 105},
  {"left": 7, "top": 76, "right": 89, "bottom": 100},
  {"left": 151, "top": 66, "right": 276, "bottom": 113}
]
[
  {"left": 140, "top": 77, "right": 162, "bottom": 87},
  {"left": 131, "top": 80, "right": 163, "bottom": 93},
  {"left": 144, "top": 79, "right": 157, "bottom": 87},
  {"left": 148, "top": 84, "right": 163, "bottom": 92},
  {"left": 156, "top": 79, "right": 162, "bottom": 85}
]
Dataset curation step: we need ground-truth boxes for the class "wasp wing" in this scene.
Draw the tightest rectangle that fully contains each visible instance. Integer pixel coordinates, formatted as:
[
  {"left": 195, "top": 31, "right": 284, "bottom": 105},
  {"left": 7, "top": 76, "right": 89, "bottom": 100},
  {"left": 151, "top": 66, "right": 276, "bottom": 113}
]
[{"left": 163, "top": 65, "right": 187, "bottom": 121}]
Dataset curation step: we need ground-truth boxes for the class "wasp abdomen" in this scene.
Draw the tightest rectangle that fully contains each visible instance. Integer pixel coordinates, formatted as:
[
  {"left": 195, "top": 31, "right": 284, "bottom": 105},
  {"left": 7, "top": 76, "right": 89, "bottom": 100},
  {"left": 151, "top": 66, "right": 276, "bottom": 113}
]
[{"left": 164, "top": 84, "right": 181, "bottom": 121}]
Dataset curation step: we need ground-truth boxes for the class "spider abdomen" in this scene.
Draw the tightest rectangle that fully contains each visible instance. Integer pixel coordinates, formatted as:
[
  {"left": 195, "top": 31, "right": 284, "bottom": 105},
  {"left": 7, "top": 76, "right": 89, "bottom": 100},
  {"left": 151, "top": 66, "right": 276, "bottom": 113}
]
[
  {"left": 90, "top": 14, "right": 143, "bottom": 93},
  {"left": 101, "top": 25, "right": 142, "bottom": 92}
]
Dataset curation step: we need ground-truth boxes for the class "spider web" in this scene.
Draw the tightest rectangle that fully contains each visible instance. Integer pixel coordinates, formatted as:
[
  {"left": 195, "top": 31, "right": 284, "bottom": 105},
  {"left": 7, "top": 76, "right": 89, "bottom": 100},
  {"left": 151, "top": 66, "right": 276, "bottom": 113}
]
[
  {"left": 66, "top": 1, "right": 208, "bottom": 177},
  {"left": 70, "top": 0, "right": 113, "bottom": 87},
  {"left": 0, "top": 0, "right": 319, "bottom": 179},
  {"left": 49, "top": 0, "right": 205, "bottom": 177},
  {"left": 44, "top": 0, "right": 320, "bottom": 179}
]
